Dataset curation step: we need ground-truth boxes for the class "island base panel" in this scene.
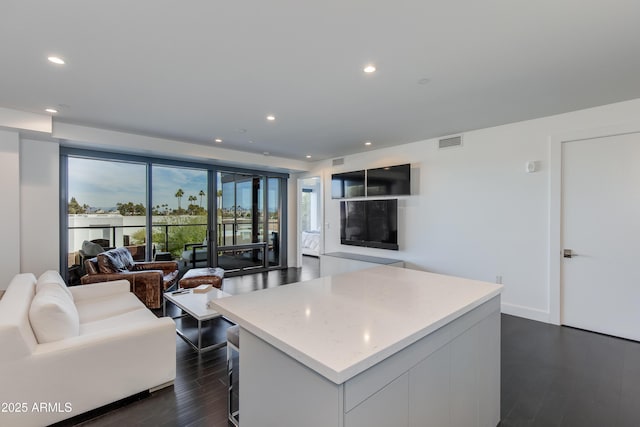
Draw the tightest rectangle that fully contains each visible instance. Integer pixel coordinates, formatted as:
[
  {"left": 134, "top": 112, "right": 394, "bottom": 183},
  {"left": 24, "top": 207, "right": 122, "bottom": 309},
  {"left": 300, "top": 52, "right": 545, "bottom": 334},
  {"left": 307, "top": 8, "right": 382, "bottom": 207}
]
[
  {"left": 238, "top": 296, "right": 500, "bottom": 427},
  {"left": 240, "top": 329, "right": 344, "bottom": 427}
]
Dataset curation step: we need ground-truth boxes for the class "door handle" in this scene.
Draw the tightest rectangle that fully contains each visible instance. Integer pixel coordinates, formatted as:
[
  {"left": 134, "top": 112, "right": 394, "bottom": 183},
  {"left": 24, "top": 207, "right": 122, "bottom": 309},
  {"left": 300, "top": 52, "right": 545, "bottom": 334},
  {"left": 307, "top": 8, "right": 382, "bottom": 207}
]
[{"left": 563, "top": 249, "right": 577, "bottom": 258}]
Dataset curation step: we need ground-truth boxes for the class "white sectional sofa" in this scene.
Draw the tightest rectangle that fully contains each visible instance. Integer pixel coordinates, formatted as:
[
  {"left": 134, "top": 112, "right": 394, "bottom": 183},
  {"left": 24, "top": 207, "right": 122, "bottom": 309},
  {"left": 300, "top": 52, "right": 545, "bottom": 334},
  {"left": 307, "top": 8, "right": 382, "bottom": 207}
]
[{"left": 0, "top": 272, "right": 176, "bottom": 427}]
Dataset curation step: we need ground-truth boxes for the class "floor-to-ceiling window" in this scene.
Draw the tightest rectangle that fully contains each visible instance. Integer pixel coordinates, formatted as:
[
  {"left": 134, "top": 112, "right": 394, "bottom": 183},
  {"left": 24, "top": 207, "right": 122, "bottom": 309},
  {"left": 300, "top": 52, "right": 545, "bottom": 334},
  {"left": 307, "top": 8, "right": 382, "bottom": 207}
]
[
  {"left": 151, "top": 165, "right": 209, "bottom": 266},
  {"left": 62, "top": 149, "right": 287, "bottom": 283},
  {"left": 66, "top": 157, "right": 147, "bottom": 284}
]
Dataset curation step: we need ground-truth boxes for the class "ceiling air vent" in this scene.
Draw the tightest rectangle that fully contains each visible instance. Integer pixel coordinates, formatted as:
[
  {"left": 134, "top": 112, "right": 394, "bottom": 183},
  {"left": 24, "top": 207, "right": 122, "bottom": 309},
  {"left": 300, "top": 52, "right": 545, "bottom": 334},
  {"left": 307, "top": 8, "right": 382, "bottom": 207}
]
[
  {"left": 438, "top": 135, "right": 463, "bottom": 149},
  {"left": 332, "top": 158, "right": 345, "bottom": 166}
]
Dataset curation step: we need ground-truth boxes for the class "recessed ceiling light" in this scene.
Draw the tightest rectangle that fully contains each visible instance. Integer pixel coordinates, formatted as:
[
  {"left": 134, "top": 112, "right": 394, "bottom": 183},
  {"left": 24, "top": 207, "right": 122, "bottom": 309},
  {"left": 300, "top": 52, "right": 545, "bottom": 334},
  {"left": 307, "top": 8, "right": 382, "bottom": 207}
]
[
  {"left": 263, "top": 151, "right": 270, "bottom": 156},
  {"left": 306, "top": 155, "right": 312, "bottom": 159},
  {"left": 418, "top": 78, "right": 431, "bottom": 85},
  {"left": 214, "top": 138, "right": 222, "bottom": 143},
  {"left": 45, "top": 108, "right": 58, "bottom": 114},
  {"left": 364, "top": 141, "right": 372, "bottom": 146},
  {"left": 47, "top": 56, "right": 65, "bottom": 65},
  {"left": 266, "top": 115, "right": 276, "bottom": 121},
  {"left": 363, "top": 65, "right": 376, "bottom": 73}
]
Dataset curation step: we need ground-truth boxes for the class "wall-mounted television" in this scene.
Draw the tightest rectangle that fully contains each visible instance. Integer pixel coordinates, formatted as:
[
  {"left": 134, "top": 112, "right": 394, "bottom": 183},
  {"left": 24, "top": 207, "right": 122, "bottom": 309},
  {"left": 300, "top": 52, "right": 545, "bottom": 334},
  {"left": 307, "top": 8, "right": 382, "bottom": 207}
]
[
  {"left": 331, "top": 170, "right": 365, "bottom": 198},
  {"left": 366, "top": 163, "right": 411, "bottom": 196},
  {"left": 340, "top": 199, "right": 398, "bottom": 250}
]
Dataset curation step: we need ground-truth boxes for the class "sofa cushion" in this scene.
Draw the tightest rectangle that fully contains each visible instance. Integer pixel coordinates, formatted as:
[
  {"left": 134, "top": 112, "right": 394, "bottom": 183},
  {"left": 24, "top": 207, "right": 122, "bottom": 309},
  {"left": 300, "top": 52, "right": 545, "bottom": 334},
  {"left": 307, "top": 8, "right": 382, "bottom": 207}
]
[
  {"left": 0, "top": 274, "right": 38, "bottom": 360},
  {"left": 29, "top": 283, "right": 80, "bottom": 343},
  {"left": 79, "top": 307, "right": 159, "bottom": 335},
  {"left": 75, "top": 292, "right": 145, "bottom": 323},
  {"left": 97, "top": 247, "right": 135, "bottom": 273},
  {"left": 37, "top": 270, "right": 74, "bottom": 301},
  {"left": 82, "top": 240, "right": 105, "bottom": 256}
]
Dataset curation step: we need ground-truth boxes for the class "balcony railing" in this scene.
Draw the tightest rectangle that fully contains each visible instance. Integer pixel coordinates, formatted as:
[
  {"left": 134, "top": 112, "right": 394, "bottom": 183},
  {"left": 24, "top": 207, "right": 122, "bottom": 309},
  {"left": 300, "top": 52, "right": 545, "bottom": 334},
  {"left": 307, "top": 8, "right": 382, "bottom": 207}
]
[{"left": 68, "top": 221, "right": 280, "bottom": 265}]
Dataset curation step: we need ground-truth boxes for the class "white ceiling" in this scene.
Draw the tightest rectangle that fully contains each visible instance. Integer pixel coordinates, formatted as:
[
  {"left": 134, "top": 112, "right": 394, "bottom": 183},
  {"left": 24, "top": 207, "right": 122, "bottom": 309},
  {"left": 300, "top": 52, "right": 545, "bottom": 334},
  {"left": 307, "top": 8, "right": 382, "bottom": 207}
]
[{"left": 2, "top": 1, "right": 640, "bottom": 161}]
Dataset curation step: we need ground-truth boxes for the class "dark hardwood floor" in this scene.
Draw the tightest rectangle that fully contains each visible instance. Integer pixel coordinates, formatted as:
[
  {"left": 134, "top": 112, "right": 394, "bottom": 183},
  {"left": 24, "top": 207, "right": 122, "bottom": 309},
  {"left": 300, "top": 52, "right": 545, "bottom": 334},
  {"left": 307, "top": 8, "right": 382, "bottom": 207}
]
[
  {"left": 59, "top": 257, "right": 640, "bottom": 426},
  {"left": 500, "top": 314, "right": 640, "bottom": 427}
]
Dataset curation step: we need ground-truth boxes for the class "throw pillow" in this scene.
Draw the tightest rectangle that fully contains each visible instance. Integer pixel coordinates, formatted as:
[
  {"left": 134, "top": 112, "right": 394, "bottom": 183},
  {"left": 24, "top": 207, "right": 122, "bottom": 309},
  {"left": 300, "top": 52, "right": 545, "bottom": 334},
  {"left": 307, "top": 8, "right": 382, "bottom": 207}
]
[
  {"left": 81, "top": 240, "right": 105, "bottom": 256},
  {"left": 29, "top": 283, "right": 80, "bottom": 343},
  {"left": 97, "top": 247, "right": 135, "bottom": 273},
  {"left": 118, "top": 247, "right": 135, "bottom": 269},
  {"left": 37, "top": 270, "right": 74, "bottom": 301}
]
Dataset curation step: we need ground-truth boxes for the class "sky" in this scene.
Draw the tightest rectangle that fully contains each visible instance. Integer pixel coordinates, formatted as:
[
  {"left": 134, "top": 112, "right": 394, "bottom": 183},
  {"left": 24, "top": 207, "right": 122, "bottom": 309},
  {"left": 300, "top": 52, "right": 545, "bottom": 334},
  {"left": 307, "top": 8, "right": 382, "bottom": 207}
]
[
  {"left": 68, "top": 158, "right": 207, "bottom": 209},
  {"left": 68, "top": 157, "right": 278, "bottom": 211}
]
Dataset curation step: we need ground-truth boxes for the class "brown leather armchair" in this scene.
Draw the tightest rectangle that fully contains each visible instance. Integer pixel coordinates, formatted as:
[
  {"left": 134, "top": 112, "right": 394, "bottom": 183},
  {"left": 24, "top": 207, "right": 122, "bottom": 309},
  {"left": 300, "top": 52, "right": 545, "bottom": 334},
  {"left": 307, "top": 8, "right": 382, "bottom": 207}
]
[{"left": 81, "top": 247, "right": 179, "bottom": 309}]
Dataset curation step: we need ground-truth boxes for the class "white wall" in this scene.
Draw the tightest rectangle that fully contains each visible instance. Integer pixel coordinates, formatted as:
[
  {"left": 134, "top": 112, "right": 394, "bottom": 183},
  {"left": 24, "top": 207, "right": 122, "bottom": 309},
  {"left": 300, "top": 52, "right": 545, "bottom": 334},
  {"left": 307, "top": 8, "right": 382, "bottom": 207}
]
[
  {"left": 0, "top": 129, "right": 21, "bottom": 289},
  {"left": 20, "top": 139, "right": 60, "bottom": 276},
  {"left": 53, "top": 122, "right": 309, "bottom": 174},
  {"left": 313, "top": 97, "right": 640, "bottom": 323},
  {"left": 0, "top": 107, "right": 51, "bottom": 133}
]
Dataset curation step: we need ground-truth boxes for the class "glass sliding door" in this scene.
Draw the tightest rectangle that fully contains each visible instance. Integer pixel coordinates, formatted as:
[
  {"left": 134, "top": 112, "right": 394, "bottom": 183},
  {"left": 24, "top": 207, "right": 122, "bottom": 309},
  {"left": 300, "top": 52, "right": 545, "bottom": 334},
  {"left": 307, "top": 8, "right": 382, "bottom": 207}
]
[
  {"left": 151, "top": 165, "right": 208, "bottom": 269},
  {"left": 66, "top": 157, "right": 147, "bottom": 285},
  {"left": 234, "top": 174, "right": 259, "bottom": 245},
  {"left": 219, "top": 172, "right": 236, "bottom": 246},
  {"left": 217, "top": 172, "right": 266, "bottom": 272},
  {"left": 215, "top": 172, "right": 285, "bottom": 271},
  {"left": 268, "top": 177, "right": 282, "bottom": 267}
]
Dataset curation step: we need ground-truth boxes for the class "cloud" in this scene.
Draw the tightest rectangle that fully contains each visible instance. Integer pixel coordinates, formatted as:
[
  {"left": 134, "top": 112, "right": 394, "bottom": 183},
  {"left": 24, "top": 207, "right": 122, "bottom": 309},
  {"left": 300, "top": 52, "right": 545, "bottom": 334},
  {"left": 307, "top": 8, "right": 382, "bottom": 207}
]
[
  {"left": 68, "top": 159, "right": 207, "bottom": 208},
  {"left": 67, "top": 158, "right": 279, "bottom": 212}
]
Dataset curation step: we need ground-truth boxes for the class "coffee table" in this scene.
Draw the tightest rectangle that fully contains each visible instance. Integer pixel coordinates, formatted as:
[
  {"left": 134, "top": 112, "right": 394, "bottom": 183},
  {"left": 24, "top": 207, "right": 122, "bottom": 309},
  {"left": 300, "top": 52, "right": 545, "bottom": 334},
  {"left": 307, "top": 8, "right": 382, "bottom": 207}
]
[{"left": 163, "top": 288, "right": 233, "bottom": 353}]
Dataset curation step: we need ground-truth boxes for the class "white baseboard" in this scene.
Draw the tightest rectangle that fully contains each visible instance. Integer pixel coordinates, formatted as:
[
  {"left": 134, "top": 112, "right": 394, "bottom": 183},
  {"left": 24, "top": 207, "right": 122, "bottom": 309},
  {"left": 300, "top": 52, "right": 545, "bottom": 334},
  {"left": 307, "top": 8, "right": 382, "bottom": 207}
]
[
  {"left": 149, "top": 380, "right": 174, "bottom": 393},
  {"left": 501, "top": 302, "right": 551, "bottom": 324}
]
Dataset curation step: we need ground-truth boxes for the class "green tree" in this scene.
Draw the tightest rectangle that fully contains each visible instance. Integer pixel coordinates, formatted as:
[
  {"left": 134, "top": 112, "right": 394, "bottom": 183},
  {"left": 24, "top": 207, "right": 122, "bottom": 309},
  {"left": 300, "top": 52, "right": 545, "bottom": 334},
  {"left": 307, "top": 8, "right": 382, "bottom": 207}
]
[
  {"left": 175, "top": 188, "right": 184, "bottom": 210},
  {"left": 199, "top": 190, "right": 205, "bottom": 207},
  {"left": 68, "top": 197, "right": 87, "bottom": 214},
  {"left": 188, "top": 195, "right": 197, "bottom": 214},
  {"left": 116, "top": 202, "right": 146, "bottom": 216},
  {"left": 136, "top": 215, "right": 207, "bottom": 257}
]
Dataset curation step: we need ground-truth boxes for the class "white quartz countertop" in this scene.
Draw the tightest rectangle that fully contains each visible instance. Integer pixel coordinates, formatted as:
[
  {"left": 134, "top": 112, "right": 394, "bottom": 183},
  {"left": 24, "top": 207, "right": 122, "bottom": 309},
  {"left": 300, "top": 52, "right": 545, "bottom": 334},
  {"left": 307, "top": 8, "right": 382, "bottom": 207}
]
[{"left": 209, "top": 265, "right": 502, "bottom": 384}]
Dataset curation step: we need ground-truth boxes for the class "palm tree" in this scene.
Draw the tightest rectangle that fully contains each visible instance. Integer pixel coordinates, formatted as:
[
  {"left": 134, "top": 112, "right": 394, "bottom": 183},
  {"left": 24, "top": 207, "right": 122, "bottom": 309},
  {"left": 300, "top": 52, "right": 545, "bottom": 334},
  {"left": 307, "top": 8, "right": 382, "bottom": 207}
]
[
  {"left": 199, "top": 190, "right": 205, "bottom": 208},
  {"left": 188, "top": 195, "right": 197, "bottom": 214},
  {"left": 175, "top": 188, "right": 184, "bottom": 210}
]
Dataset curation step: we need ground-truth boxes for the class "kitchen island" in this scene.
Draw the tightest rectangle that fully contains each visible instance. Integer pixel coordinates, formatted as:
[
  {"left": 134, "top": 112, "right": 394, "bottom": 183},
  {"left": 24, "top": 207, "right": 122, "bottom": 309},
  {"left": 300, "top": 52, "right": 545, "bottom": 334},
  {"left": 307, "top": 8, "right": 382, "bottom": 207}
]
[{"left": 209, "top": 265, "right": 503, "bottom": 427}]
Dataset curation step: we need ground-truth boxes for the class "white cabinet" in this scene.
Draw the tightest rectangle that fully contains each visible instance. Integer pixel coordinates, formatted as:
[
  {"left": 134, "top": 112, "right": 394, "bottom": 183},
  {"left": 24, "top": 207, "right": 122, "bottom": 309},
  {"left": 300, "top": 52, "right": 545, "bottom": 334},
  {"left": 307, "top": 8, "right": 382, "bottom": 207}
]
[
  {"left": 408, "top": 345, "right": 450, "bottom": 427},
  {"left": 239, "top": 296, "right": 501, "bottom": 427},
  {"left": 345, "top": 373, "right": 409, "bottom": 427},
  {"left": 240, "top": 330, "right": 343, "bottom": 427}
]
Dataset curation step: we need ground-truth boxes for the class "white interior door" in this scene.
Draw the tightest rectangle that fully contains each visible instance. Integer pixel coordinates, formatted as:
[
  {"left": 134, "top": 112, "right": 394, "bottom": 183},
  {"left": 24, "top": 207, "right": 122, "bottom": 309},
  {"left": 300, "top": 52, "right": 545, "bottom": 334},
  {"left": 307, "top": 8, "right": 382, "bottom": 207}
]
[{"left": 562, "top": 132, "right": 640, "bottom": 341}]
